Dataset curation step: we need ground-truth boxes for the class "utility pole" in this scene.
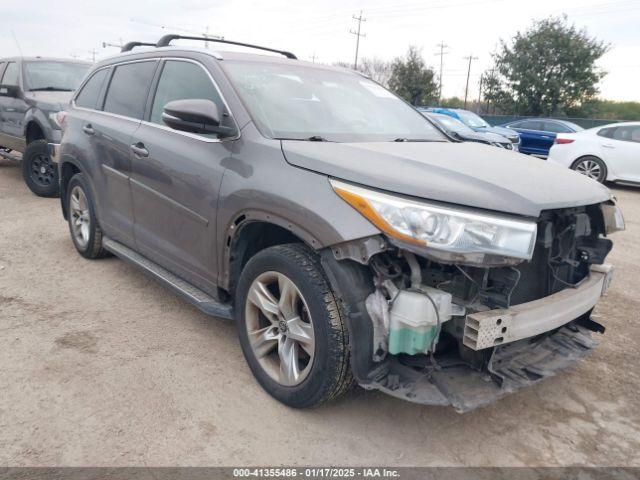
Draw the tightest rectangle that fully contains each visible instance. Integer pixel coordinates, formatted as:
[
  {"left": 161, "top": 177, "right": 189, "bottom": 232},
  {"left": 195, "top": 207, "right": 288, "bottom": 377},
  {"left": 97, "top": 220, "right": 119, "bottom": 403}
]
[
  {"left": 310, "top": 53, "right": 317, "bottom": 63},
  {"left": 434, "top": 41, "right": 449, "bottom": 104},
  {"left": 88, "top": 48, "right": 97, "bottom": 62},
  {"left": 463, "top": 54, "right": 478, "bottom": 109},
  {"left": 476, "top": 73, "right": 483, "bottom": 113},
  {"left": 350, "top": 10, "right": 366, "bottom": 70}
]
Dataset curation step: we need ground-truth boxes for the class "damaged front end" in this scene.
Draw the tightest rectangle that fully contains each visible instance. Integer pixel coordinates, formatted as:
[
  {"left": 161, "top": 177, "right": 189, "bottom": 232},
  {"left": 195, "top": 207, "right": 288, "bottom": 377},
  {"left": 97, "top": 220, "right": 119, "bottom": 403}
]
[{"left": 323, "top": 183, "right": 624, "bottom": 412}]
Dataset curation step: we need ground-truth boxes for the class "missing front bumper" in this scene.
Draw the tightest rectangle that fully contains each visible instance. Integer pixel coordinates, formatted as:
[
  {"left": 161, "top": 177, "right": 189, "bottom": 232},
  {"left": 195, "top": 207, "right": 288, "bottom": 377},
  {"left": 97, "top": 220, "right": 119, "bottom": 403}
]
[
  {"left": 363, "top": 320, "right": 602, "bottom": 413},
  {"left": 463, "top": 264, "right": 613, "bottom": 350}
]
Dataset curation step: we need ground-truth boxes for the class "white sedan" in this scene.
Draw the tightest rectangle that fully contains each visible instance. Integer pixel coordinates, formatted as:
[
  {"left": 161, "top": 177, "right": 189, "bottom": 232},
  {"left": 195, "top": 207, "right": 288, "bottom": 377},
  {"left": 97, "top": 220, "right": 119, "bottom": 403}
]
[{"left": 547, "top": 122, "right": 640, "bottom": 184}]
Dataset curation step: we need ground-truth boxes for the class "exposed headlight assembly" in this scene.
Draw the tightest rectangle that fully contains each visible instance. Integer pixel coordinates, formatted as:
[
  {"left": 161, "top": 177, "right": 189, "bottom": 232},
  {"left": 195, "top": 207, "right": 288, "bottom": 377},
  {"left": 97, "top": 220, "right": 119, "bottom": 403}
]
[
  {"left": 602, "top": 202, "right": 625, "bottom": 235},
  {"left": 331, "top": 179, "right": 537, "bottom": 266}
]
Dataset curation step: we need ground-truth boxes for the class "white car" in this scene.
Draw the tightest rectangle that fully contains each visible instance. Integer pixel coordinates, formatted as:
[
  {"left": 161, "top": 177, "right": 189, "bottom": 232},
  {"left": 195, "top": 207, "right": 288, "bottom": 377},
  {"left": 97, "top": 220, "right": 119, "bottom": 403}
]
[{"left": 547, "top": 121, "right": 640, "bottom": 184}]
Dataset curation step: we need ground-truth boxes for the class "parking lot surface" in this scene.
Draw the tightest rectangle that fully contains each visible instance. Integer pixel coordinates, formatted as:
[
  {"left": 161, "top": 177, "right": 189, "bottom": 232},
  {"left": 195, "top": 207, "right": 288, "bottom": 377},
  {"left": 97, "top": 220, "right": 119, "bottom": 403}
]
[{"left": 1, "top": 158, "right": 639, "bottom": 467}]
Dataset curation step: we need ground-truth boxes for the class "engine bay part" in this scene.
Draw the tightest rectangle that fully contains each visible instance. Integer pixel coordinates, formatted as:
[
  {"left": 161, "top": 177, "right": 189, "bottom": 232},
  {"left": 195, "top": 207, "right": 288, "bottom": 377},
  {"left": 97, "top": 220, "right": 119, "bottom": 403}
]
[{"left": 353, "top": 202, "right": 614, "bottom": 411}]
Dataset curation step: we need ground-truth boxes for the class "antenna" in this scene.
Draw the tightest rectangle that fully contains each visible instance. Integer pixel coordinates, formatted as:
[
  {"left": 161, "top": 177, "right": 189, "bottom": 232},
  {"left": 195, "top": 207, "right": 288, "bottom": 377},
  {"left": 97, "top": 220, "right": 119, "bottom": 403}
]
[{"left": 11, "top": 30, "right": 24, "bottom": 58}]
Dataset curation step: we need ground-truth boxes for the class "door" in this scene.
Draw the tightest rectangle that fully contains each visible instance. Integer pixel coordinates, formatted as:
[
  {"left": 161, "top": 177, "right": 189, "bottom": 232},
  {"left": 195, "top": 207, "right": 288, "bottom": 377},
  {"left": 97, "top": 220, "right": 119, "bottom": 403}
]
[
  {"left": 539, "top": 121, "right": 573, "bottom": 156},
  {"left": 510, "top": 120, "right": 545, "bottom": 155},
  {"left": 0, "top": 62, "right": 28, "bottom": 151},
  {"left": 600, "top": 125, "right": 640, "bottom": 182},
  {"left": 84, "top": 60, "right": 158, "bottom": 247},
  {"left": 129, "top": 59, "right": 237, "bottom": 293}
]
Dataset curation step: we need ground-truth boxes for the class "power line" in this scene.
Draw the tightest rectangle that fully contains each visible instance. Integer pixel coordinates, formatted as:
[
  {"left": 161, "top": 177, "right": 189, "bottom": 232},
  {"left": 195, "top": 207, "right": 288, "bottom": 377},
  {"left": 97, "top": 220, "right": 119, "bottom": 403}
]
[{"left": 349, "top": 10, "right": 366, "bottom": 69}]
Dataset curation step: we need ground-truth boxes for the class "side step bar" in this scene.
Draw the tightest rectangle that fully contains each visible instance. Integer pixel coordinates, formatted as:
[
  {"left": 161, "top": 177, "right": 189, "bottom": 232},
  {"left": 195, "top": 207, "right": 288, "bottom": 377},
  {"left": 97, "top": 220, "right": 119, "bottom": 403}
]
[
  {"left": 103, "top": 237, "right": 233, "bottom": 320},
  {"left": 0, "top": 149, "right": 22, "bottom": 163}
]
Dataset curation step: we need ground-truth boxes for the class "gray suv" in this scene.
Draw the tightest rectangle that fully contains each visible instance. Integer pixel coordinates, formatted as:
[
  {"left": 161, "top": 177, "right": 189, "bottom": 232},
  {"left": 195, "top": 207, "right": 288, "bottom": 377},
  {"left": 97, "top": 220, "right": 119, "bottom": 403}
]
[
  {"left": 0, "top": 57, "right": 90, "bottom": 196},
  {"left": 53, "top": 35, "right": 624, "bottom": 412}
]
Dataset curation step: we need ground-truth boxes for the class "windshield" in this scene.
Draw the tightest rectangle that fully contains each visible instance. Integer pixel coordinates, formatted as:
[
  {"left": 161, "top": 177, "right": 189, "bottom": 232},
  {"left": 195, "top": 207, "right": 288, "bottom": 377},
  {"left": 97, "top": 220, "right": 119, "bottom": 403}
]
[
  {"left": 24, "top": 61, "right": 90, "bottom": 92},
  {"left": 223, "top": 61, "right": 444, "bottom": 142},
  {"left": 455, "top": 110, "right": 490, "bottom": 128},
  {"left": 430, "top": 114, "right": 475, "bottom": 135}
]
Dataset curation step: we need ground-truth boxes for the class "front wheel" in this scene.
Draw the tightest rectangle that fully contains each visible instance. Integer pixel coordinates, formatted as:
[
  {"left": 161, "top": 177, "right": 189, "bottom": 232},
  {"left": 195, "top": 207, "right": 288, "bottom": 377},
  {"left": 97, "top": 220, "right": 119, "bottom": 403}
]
[
  {"left": 235, "top": 244, "right": 353, "bottom": 408},
  {"left": 22, "top": 140, "right": 59, "bottom": 197},
  {"left": 572, "top": 156, "right": 607, "bottom": 183}
]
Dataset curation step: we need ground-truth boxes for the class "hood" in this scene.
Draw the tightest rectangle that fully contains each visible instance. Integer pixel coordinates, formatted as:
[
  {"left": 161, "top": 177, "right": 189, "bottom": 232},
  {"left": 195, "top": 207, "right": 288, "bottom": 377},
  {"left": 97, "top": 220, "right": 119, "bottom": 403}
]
[
  {"left": 281, "top": 140, "right": 610, "bottom": 218},
  {"left": 460, "top": 130, "right": 510, "bottom": 144},
  {"left": 24, "top": 91, "right": 73, "bottom": 110},
  {"left": 481, "top": 125, "right": 520, "bottom": 142}
]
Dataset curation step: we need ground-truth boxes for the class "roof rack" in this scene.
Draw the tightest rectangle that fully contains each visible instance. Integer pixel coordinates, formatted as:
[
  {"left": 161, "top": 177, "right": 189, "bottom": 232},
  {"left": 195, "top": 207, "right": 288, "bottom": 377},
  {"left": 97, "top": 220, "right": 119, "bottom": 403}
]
[
  {"left": 122, "top": 41, "right": 157, "bottom": 52},
  {"left": 155, "top": 34, "right": 297, "bottom": 59}
]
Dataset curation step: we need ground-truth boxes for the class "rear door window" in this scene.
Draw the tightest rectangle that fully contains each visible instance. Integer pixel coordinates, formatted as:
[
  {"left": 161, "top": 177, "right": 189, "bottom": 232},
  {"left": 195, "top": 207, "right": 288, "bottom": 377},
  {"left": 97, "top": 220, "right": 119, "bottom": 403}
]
[
  {"left": 597, "top": 127, "right": 616, "bottom": 138},
  {"left": 516, "top": 120, "right": 543, "bottom": 130},
  {"left": 75, "top": 68, "right": 109, "bottom": 109},
  {"left": 542, "top": 121, "right": 571, "bottom": 133},
  {"left": 103, "top": 61, "right": 157, "bottom": 119},
  {"left": 2, "top": 62, "right": 20, "bottom": 86}
]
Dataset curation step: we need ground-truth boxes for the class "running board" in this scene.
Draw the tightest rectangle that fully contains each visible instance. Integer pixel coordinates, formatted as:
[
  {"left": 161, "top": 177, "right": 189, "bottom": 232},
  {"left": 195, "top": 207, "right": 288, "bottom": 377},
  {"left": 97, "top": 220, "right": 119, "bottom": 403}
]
[
  {"left": 102, "top": 237, "right": 233, "bottom": 320},
  {"left": 0, "top": 149, "right": 22, "bottom": 162}
]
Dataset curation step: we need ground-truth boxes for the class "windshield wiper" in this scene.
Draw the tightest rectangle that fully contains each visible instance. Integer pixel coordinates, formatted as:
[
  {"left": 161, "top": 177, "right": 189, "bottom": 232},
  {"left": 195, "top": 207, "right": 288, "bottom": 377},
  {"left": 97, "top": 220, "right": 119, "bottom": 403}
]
[
  {"left": 29, "top": 87, "right": 73, "bottom": 92},
  {"left": 393, "top": 138, "right": 438, "bottom": 142},
  {"left": 276, "top": 135, "right": 331, "bottom": 142}
]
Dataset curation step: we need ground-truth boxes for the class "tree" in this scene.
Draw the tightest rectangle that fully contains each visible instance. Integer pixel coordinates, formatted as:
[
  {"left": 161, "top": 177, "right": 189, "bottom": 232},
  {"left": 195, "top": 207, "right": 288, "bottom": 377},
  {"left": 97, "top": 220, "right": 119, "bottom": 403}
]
[
  {"left": 358, "top": 57, "right": 393, "bottom": 87},
  {"left": 388, "top": 46, "right": 438, "bottom": 106},
  {"left": 482, "top": 16, "right": 609, "bottom": 116}
]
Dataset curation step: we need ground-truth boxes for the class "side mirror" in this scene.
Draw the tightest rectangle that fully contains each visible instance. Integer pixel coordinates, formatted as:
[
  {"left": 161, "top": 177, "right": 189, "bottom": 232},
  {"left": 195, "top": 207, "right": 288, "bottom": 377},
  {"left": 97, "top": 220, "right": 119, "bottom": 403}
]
[
  {"left": 0, "top": 84, "right": 21, "bottom": 98},
  {"left": 162, "top": 99, "right": 235, "bottom": 137}
]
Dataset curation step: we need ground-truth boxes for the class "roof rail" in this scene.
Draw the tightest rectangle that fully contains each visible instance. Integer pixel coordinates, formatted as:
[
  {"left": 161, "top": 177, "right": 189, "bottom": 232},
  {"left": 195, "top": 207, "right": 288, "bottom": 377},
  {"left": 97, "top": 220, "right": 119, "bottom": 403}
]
[
  {"left": 155, "top": 34, "right": 297, "bottom": 59},
  {"left": 121, "top": 41, "right": 156, "bottom": 52}
]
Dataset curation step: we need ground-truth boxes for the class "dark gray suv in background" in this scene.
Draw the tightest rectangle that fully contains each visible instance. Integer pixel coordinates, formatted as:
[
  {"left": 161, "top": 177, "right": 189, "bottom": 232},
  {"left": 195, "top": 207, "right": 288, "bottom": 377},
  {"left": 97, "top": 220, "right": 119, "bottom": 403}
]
[
  {"left": 52, "top": 35, "right": 624, "bottom": 412},
  {"left": 0, "top": 57, "right": 90, "bottom": 196}
]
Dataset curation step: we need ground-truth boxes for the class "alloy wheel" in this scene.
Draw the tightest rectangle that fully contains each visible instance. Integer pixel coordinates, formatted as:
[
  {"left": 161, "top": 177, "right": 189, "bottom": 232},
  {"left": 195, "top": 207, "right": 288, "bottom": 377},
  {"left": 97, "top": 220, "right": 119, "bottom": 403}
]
[
  {"left": 69, "top": 186, "right": 91, "bottom": 249},
  {"left": 575, "top": 159, "right": 602, "bottom": 180},
  {"left": 245, "top": 271, "right": 315, "bottom": 387}
]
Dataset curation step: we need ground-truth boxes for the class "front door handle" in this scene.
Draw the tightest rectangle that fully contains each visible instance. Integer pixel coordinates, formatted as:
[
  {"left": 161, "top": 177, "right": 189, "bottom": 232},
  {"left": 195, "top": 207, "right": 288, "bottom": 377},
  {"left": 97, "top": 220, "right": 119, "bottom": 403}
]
[
  {"left": 5, "top": 108, "right": 16, "bottom": 112},
  {"left": 130, "top": 142, "right": 149, "bottom": 158},
  {"left": 82, "top": 124, "right": 95, "bottom": 135},
  {"left": 602, "top": 144, "right": 615, "bottom": 148}
]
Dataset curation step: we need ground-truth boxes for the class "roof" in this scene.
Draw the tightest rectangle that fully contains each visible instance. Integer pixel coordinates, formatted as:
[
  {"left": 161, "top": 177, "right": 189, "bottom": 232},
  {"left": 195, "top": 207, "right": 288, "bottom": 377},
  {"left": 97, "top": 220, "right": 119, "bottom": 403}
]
[{"left": 96, "top": 45, "right": 352, "bottom": 73}]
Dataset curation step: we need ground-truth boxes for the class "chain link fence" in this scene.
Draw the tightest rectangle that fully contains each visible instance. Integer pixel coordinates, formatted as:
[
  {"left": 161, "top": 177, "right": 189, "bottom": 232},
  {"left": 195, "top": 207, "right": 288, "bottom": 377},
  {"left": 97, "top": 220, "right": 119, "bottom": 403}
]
[{"left": 481, "top": 115, "right": 629, "bottom": 129}]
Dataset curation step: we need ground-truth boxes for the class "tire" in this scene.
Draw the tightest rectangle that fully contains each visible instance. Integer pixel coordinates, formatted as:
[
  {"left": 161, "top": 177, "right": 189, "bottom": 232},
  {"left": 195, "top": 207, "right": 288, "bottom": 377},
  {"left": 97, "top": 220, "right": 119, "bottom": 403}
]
[
  {"left": 235, "top": 243, "right": 354, "bottom": 408},
  {"left": 571, "top": 156, "right": 607, "bottom": 183},
  {"left": 66, "top": 173, "right": 109, "bottom": 259},
  {"left": 21, "top": 140, "right": 59, "bottom": 197}
]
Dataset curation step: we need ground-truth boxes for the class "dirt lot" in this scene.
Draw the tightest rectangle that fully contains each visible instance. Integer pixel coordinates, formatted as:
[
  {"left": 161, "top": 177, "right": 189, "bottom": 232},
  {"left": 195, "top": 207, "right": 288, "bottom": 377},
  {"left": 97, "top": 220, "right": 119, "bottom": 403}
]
[{"left": 1, "top": 158, "right": 639, "bottom": 467}]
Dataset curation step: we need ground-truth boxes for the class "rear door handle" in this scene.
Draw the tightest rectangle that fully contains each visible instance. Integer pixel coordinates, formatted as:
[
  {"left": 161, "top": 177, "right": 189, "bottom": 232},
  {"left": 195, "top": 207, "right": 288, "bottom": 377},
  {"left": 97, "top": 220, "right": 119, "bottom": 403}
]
[
  {"left": 130, "top": 142, "right": 149, "bottom": 158},
  {"left": 602, "top": 144, "right": 614, "bottom": 148},
  {"left": 82, "top": 124, "right": 95, "bottom": 135},
  {"left": 5, "top": 108, "right": 16, "bottom": 112}
]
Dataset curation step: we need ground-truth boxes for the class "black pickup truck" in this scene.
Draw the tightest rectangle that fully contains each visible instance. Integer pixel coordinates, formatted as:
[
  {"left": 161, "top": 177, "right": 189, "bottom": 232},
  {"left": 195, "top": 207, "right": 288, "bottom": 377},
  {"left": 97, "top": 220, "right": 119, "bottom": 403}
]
[{"left": 0, "top": 57, "right": 90, "bottom": 196}]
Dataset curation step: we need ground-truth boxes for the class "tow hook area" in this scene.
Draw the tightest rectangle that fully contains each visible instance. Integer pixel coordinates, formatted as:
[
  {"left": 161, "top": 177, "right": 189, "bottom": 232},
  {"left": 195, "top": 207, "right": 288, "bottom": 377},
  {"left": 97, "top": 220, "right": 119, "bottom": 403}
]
[{"left": 364, "top": 320, "right": 603, "bottom": 413}]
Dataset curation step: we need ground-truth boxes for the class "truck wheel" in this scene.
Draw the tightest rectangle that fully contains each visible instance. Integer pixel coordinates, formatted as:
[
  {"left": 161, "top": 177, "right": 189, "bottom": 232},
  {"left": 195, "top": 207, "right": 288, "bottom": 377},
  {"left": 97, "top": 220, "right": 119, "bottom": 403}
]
[
  {"left": 66, "top": 173, "right": 108, "bottom": 259},
  {"left": 235, "top": 243, "right": 354, "bottom": 408},
  {"left": 22, "top": 140, "right": 59, "bottom": 197}
]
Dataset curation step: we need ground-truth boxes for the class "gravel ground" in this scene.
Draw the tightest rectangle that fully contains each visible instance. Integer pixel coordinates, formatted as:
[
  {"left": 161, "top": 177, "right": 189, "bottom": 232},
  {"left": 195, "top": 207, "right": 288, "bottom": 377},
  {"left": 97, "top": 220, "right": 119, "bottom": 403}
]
[{"left": 1, "top": 158, "right": 639, "bottom": 467}]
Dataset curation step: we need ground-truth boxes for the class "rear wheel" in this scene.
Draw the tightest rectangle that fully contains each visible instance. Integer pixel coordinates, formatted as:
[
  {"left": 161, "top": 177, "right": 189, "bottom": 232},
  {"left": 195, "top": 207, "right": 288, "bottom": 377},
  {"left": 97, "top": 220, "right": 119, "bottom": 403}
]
[
  {"left": 235, "top": 244, "right": 353, "bottom": 408},
  {"left": 572, "top": 156, "right": 607, "bottom": 183},
  {"left": 66, "top": 173, "right": 108, "bottom": 259},
  {"left": 22, "top": 140, "right": 59, "bottom": 197}
]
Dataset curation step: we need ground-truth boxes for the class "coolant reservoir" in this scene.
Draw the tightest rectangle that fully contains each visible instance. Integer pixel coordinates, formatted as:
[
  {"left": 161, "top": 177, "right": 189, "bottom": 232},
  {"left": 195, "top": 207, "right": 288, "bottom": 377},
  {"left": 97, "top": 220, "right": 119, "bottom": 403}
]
[{"left": 388, "top": 287, "right": 452, "bottom": 355}]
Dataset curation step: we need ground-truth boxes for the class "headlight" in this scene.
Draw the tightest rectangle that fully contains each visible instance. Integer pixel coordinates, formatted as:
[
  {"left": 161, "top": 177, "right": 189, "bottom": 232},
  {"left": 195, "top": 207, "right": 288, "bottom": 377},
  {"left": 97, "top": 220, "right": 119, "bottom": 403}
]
[
  {"left": 331, "top": 179, "right": 537, "bottom": 264},
  {"left": 602, "top": 203, "right": 625, "bottom": 234}
]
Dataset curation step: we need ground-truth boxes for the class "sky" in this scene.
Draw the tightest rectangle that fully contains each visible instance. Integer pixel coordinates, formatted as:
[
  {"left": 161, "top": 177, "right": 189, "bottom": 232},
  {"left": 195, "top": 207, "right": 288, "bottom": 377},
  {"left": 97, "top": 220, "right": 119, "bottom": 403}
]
[{"left": 1, "top": 0, "right": 639, "bottom": 102}]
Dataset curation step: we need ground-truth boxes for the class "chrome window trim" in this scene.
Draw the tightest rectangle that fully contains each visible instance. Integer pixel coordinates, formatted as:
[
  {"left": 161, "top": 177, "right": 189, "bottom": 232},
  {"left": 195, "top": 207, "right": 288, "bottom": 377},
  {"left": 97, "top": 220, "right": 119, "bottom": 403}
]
[{"left": 71, "top": 57, "right": 240, "bottom": 144}]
